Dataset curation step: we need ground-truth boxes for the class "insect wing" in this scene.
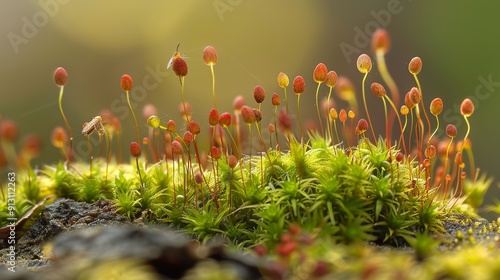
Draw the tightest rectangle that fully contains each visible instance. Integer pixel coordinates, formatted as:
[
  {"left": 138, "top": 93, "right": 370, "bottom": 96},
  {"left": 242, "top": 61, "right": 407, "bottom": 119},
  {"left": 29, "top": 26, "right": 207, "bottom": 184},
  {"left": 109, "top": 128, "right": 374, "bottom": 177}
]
[
  {"left": 82, "top": 120, "right": 96, "bottom": 136},
  {"left": 167, "top": 51, "right": 184, "bottom": 69},
  {"left": 167, "top": 55, "right": 174, "bottom": 69},
  {"left": 82, "top": 116, "right": 103, "bottom": 136}
]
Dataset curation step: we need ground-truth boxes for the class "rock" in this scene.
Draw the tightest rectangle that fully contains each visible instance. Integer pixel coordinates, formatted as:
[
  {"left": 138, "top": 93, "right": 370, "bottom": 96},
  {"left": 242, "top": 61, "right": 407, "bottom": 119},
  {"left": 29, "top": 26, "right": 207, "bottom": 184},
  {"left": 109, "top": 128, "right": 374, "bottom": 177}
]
[
  {"left": 47, "top": 226, "right": 263, "bottom": 279},
  {"left": 0, "top": 199, "right": 266, "bottom": 280},
  {"left": 0, "top": 198, "right": 130, "bottom": 272},
  {"left": 51, "top": 226, "right": 199, "bottom": 278},
  {"left": 1, "top": 226, "right": 266, "bottom": 280}
]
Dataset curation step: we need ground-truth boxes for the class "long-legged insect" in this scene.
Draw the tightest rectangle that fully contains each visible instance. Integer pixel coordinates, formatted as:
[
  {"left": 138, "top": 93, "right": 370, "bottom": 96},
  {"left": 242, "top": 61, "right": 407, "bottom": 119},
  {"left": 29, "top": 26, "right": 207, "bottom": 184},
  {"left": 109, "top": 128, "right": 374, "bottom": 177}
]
[
  {"left": 82, "top": 116, "right": 105, "bottom": 136},
  {"left": 167, "top": 43, "right": 189, "bottom": 69},
  {"left": 82, "top": 115, "right": 111, "bottom": 184}
]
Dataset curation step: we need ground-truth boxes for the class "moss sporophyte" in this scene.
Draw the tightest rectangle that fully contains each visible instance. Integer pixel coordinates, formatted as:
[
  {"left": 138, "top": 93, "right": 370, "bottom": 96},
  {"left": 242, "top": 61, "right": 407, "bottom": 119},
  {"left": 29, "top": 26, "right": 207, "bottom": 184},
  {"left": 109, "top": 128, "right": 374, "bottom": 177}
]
[{"left": 1, "top": 28, "right": 499, "bottom": 278}]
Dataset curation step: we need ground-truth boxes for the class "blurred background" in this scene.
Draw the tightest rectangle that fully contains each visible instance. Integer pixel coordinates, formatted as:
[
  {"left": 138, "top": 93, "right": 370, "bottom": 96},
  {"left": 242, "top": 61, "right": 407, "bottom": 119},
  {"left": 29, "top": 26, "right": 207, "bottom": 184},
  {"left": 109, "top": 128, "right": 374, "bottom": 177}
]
[{"left": 1, "top": 1, "right": 499, "bottom": 217}]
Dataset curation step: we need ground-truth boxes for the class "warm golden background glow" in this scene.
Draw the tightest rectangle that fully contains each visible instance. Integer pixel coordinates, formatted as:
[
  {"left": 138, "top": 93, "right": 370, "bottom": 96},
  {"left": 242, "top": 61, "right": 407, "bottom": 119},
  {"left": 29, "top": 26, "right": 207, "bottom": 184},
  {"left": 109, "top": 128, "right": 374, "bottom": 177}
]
[{"left": 1, "top": 1, "right": 499, "bottom": 217}]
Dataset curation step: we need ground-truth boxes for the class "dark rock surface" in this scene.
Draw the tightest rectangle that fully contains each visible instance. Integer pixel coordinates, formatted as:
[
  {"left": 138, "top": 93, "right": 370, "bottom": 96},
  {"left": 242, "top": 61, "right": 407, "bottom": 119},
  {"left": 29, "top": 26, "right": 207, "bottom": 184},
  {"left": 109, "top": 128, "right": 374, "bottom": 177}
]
[
  {"left": 0, "top": 199, "right": 266, "bottom": 280},
  {"left": 48, "top": 226, "right": 263, "bottom": 279},
  {"left": 0, "top": 198, "right": 131, "bottom": 273}
]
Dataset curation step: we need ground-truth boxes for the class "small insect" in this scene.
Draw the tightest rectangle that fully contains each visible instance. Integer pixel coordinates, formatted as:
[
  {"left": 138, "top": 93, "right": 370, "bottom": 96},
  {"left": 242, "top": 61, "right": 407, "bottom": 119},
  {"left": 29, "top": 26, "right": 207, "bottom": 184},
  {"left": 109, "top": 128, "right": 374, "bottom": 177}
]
[
  {"left": 167, "top": 43, "right": 188, "bottom": 69},
  {"left": 82, "top": 116, "right": 105, "bottom": 136}
]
